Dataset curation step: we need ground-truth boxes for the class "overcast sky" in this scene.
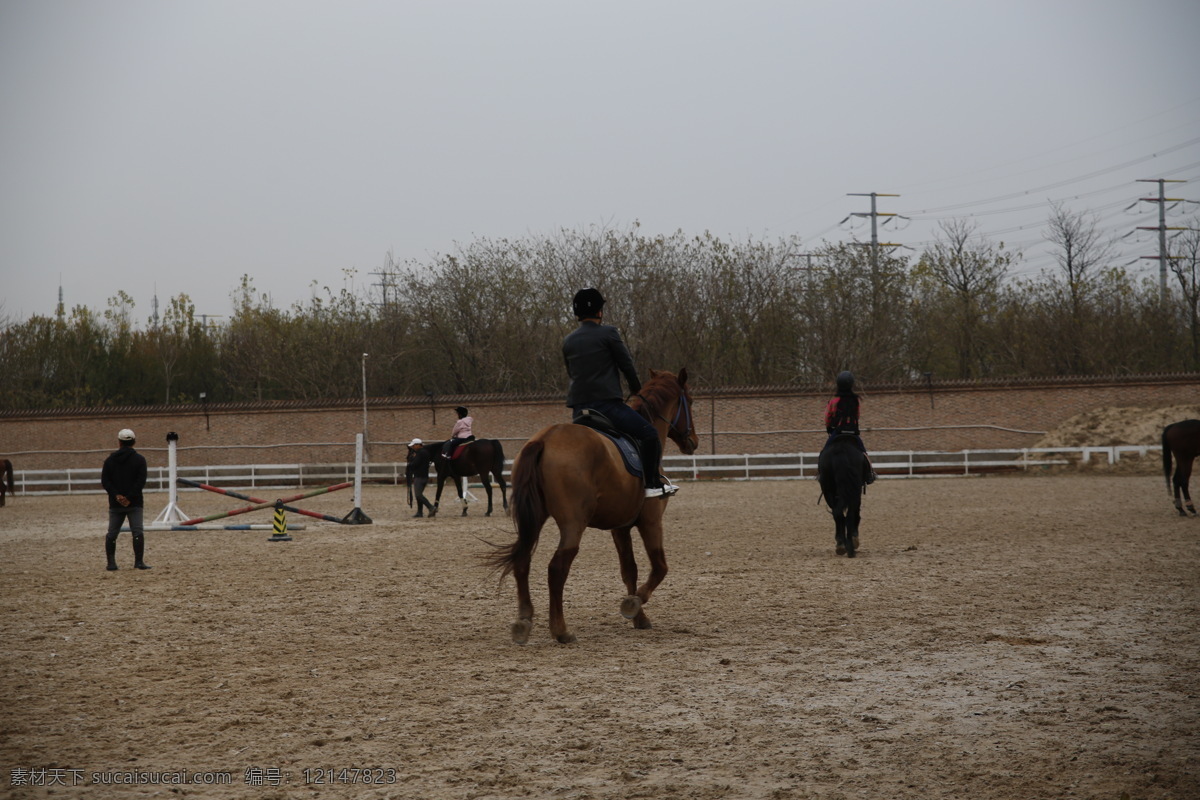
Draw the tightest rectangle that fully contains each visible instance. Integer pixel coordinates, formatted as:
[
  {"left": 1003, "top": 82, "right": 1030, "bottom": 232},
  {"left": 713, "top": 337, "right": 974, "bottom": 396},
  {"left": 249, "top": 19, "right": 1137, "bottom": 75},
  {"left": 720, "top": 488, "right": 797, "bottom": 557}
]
[{"left": 2, "top": 0, "right": 1198, "bottom": 324}]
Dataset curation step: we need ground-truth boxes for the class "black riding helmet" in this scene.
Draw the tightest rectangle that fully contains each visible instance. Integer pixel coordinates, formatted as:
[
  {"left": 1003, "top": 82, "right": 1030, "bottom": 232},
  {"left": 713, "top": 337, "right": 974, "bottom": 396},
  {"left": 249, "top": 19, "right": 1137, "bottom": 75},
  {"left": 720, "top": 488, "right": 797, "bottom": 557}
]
[
  {"left": 572, "top": 287, "right": 605, "bottom": 318},
  {"left": 455, "top": 406, "right": 468, "bottom": 418},
  {"left": 836, "top": 371, "right": 855, "bottom": 395}
]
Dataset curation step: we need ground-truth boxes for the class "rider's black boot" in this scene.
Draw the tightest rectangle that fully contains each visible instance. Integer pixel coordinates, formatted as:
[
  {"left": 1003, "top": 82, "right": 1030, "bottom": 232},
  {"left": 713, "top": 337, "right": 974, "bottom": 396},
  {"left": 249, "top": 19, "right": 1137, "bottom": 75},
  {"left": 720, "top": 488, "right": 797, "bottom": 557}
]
[{"left": 133, "top": 535, "right": 151, "bottom": 570}]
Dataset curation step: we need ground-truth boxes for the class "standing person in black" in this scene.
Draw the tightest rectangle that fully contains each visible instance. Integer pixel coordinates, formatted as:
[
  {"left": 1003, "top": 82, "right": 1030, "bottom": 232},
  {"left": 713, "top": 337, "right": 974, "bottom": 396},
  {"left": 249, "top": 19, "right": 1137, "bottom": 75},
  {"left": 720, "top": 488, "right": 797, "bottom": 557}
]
[
  {"left": 563, "top": 287, "right": 678, "bottom": 498},
  {"left": 102, "top": 428, "right": 150, "bottom": 570}
]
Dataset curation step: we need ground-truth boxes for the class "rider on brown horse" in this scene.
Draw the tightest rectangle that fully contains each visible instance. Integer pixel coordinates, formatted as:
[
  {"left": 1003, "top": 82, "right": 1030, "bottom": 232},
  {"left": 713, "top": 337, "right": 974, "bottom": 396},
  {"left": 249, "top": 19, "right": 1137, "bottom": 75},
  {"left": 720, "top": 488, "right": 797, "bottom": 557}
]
[{"left": 563, "top": 287, "right": 677, "bottom": 498}]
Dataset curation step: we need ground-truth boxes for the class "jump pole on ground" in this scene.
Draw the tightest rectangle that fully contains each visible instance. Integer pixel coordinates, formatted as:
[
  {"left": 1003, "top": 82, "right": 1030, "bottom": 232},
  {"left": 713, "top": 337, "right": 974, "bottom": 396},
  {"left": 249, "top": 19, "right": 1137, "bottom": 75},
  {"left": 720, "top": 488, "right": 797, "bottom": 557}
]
[{"left": 176, "top": 479, "right": 352, "bottom": 524}]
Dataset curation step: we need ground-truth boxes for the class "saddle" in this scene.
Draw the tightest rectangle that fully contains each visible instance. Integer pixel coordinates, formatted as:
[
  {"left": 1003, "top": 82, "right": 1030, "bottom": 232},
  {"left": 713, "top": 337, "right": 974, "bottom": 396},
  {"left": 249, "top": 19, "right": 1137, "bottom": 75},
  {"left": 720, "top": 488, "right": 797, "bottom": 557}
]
[
  {"left": 447, "top": 441, "right": 474, "bottom": 461},
  {"left": 572, "top": 409, "right": 643, "bottom": 478}
]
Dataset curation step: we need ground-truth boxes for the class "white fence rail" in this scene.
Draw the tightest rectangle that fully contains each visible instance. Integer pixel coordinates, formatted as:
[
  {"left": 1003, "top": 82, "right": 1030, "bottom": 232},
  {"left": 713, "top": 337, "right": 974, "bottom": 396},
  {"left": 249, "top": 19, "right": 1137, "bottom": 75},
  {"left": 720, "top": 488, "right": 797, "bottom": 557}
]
[{"left": 4, "top": 445, "right": 1159, "bottom": 498}]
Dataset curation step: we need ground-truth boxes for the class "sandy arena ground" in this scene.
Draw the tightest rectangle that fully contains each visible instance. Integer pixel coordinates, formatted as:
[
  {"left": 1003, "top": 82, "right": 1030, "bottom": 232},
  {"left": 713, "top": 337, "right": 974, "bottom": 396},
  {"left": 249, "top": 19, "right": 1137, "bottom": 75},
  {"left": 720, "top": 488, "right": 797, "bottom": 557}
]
[{"left": 1, "top": 472, "right": 1197, "bottom": 799}]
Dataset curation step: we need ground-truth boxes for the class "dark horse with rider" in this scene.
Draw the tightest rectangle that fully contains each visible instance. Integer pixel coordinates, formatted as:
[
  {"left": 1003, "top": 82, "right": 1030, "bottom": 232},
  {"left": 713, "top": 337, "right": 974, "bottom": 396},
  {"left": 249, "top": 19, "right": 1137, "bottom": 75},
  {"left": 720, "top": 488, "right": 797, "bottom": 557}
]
[
  {"left": 817, "top": 371, "right": 876, "bottom": 558},
  {"left": 406, "top": 435, "right": 508, "bottom": 517}
]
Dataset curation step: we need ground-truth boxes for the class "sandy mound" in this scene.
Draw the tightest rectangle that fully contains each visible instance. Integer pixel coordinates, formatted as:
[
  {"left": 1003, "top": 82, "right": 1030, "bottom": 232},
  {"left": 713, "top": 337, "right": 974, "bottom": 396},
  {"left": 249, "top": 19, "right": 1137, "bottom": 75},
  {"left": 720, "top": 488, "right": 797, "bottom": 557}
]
[{"left": 1033, "top": 404, "right": 1200, "bottom": 448}]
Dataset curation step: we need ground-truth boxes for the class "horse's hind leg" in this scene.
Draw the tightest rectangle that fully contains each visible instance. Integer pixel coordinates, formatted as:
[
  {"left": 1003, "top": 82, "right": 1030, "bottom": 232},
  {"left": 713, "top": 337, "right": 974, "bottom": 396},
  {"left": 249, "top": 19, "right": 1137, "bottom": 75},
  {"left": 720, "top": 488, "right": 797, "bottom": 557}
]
[
  {"left": 547, "top": 528, "right": 583, "bottom": 643},
  {"left": 1173, "top": 467, "right": 1189, "bottom": 516},
  {"left": 1183, "top": 459, "right": 1197, "bottom": 516},
  {"left": 510, "top": 552, "right": 535, "bottom": 645},
  {"left": 480, "top": 475, "right": 494, "bottom": 516},
  {"left": 845, "top": 509, "right": 860, "bottom": 558}
]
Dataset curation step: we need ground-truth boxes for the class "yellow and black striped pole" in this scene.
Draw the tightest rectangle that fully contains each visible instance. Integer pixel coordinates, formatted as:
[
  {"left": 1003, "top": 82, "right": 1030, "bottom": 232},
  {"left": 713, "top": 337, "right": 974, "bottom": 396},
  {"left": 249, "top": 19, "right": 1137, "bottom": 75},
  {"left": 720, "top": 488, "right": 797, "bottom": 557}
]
[{"left": 268, "top": 499, "right": 292, "bottom": 541}]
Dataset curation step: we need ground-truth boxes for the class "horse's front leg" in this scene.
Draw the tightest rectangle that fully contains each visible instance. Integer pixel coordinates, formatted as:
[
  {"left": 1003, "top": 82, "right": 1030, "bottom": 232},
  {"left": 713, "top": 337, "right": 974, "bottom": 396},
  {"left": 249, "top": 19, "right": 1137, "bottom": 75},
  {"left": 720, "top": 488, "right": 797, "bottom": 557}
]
[
  {"left": 547, "top": 527, "right": 582, "bottom": 643},
  {"left": 612, "top": 525, "right": 648, "bottom": 628},
  {"left": 454, "top": 476, "right": 468, "bottom": 516},
  {"left": 625, "top": 507, "right": 670, "bottom": 630}
]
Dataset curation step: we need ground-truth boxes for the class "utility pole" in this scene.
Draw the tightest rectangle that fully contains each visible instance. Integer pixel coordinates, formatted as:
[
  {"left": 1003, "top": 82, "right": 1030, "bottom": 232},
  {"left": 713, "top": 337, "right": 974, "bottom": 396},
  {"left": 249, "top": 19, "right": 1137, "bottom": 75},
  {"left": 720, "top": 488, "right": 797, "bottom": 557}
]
[
  {"left": 369, "top": 270, "right": 399, "bottom": 308},
  {"left": 796, "top": 252, "right": 821, "bottom": 289},
  {"left": 1137, "top": 178, "right": 1190, "bottom": 304},
  {"left": 847, "top": 193, "right": 904, "bottom": 278}
]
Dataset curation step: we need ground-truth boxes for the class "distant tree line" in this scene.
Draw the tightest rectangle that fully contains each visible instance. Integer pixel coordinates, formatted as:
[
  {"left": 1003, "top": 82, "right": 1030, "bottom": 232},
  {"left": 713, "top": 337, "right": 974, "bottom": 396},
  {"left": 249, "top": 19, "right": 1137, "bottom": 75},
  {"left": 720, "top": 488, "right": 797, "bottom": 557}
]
[{"left": 3, "top": 214, "right": 1199, "bottom": 411}]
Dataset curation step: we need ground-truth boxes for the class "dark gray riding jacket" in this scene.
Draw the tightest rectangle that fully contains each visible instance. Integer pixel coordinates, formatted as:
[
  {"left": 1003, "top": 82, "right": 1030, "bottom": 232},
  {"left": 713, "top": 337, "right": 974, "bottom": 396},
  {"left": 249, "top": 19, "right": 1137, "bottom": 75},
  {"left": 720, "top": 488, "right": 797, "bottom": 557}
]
[
  {"left": 101, "top": 446, "right": 148, "bottom": 510},
  {"left": 562, "top": 321, "right": 642, "bottom": 407}
]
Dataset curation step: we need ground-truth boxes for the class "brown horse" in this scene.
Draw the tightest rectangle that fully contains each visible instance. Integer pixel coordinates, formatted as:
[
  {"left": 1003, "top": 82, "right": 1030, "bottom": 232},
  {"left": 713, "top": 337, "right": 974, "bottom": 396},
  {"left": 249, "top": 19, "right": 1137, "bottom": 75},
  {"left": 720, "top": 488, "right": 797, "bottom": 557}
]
[
  {"left": 433, "top": 439, "right": 509, "bottom": 517},
  {"left": 486, "top": 368, "right": 698, "bottom": 644},
  {"left": 1163, "top": 419, "right": 1200, "bottom": 516},
  {"left": 0, "top": 459, "right": 12, "bottom": 506}
]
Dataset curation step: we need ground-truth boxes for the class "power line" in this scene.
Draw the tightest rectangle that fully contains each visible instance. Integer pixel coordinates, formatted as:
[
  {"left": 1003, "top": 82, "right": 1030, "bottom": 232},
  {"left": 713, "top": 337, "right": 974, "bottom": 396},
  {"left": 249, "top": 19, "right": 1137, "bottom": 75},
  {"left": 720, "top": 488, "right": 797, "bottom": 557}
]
[{"left": 899, "top": 137, "right": 1200, "bottom": 216}]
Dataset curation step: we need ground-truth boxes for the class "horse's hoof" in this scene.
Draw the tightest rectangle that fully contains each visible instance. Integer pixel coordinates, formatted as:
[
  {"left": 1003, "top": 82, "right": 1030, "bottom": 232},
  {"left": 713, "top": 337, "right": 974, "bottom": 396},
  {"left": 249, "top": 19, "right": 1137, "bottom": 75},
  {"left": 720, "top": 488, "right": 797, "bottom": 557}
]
[
  {"left": 511, "top": 618, "right": 532, "bottom": 645},
  {"left": 633, "top": 616, "right": 653, "bottom": 630},
  {"left": 485, "top": 511, "right": 492, "bottom": 517},
  {"left": 835, "top": 545, "right": 846, "bottom": 556},
  {"left": 620, "top": 595, "right": 642, "bottom": 619},
  {"left": 412, "top": 512, "right": 423, "bottom": 518},
  {"left": 555, "top": 631, "right": 577, "bottom": 644},
  {"left": 853, "top": 536, "right": 860, "bottom": 549},
  {"left": 847, "top": 550, "right": 857, "bottom": 558}
]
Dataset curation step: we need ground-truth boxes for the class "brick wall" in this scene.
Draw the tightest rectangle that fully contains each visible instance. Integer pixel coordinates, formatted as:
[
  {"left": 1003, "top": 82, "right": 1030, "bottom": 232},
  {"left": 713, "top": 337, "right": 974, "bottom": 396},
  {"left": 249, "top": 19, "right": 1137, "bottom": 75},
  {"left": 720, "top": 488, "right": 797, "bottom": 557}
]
[{"left": 2, "top": 375, "right": 1197, "bottom": 471}]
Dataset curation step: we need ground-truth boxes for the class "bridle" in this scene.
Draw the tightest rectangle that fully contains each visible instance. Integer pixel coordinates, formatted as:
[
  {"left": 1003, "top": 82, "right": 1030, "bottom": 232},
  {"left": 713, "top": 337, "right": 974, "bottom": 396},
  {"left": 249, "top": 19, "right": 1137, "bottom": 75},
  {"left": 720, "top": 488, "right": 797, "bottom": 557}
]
[{"left": 634, "top": 383, "right": 694, "bottom": 443}]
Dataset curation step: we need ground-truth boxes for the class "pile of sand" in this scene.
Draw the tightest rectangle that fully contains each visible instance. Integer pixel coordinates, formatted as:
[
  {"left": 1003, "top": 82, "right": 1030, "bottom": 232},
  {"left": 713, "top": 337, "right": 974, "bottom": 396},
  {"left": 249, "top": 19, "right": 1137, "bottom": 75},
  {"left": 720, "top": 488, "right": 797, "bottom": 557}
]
[{"left": 1033, "top": 404, "right": 1200, "bottom": 448}]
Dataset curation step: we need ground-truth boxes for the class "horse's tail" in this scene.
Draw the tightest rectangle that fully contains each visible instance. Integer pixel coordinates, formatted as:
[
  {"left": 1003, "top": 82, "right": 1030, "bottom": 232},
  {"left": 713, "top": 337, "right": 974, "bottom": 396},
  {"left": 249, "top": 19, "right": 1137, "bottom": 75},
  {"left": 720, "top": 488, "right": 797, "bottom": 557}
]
[
  {"left": 490, "top": 439, "right": 507, "bottom": 482},
  {"left": 1163, "top": 423, "right": 1175, "bottom": 490},
  {"left": 834, "top": 453, "right": 863, "bottom": 512},
  {"left": 2, "top": 460, "right": 11, "bottom": 498},
  {"left": 485, "top": 439, "right": 546, "bottom": 580}
]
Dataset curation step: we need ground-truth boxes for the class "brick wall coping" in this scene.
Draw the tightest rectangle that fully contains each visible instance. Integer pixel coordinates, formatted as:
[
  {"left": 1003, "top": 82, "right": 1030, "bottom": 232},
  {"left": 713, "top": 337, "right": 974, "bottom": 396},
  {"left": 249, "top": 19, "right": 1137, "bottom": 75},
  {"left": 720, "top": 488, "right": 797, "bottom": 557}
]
[{"left": 3, "top": 372, "right": 1198, "bottom": 421}]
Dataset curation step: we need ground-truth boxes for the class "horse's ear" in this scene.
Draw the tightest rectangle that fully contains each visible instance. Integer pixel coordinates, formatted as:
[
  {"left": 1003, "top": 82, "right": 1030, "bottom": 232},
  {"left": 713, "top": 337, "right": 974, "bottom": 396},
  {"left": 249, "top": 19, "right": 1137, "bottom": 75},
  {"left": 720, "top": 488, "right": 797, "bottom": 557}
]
[
  {"left": 649, "top": 368, "right": 661, "bottom": 379},
  {"left": 678, "top": 367, "right": 688, "bottom": 385}
]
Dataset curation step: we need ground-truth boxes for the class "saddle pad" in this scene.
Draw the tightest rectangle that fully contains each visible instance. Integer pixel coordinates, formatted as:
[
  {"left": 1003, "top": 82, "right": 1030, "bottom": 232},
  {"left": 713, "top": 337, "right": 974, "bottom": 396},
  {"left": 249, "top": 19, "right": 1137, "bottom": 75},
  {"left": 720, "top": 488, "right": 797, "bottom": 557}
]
[
  {"left": 451, "top": 442, "right": 471, "bottom": 460},
  {"left": 575, "top": 424, "right": 643, "bottom": 478}
]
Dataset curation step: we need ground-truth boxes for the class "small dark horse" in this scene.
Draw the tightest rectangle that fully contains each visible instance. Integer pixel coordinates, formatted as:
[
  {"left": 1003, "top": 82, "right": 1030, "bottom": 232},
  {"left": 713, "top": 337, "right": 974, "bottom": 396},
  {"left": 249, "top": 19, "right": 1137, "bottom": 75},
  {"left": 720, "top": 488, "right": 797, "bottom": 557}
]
[
  {"left": 818, "top": 435, "right": 866, "bottom": 557},
  {"left": 0, "top": 459, "right": 13, "bottom": 507},
  {"left": 1163, "top": 419, "right": 1200, "bottom": 516},
  {"left": 486, "top": 368, "right": 698, "bottom": 644},
  {"left": 406, "top": 442, "right": 441, "bottom": 518},
  {"left": 433, "top": 439, "right": 508, "bottom": 517}
]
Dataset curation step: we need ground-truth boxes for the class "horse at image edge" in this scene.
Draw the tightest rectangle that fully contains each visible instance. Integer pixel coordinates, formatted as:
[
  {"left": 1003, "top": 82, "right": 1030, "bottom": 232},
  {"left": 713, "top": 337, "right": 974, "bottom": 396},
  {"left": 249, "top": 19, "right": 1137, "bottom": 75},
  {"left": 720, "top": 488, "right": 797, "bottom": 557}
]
[
  {"left": 1163, "top": 419, "right": 1200, "bottom": 516},
  {"left": 0, "top": 459, "right": 13, "bottom": 506}
]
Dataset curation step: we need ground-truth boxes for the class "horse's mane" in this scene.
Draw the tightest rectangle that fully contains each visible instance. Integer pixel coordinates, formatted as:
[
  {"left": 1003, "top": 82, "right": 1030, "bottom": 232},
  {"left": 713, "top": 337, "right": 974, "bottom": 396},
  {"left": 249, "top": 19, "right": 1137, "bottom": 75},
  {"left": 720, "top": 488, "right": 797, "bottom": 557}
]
[{"left": 630, "top": 372, "right": 682, "bottom": 421}]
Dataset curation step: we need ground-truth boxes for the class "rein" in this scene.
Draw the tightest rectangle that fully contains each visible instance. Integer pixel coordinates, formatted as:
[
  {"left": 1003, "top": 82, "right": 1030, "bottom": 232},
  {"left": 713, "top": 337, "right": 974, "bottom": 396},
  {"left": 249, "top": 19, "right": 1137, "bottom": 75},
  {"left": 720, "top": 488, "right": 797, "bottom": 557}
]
[{"left": 633, "top": 384, "right": 693, "bottom": 440}]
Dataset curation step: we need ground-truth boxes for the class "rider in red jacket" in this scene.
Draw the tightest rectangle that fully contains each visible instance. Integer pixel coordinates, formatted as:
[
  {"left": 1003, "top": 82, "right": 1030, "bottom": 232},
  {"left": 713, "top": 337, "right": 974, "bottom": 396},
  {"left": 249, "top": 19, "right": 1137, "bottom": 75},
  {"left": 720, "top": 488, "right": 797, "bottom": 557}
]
[{"left": 823, "top": 371, "right": 876, "bottom": 484}]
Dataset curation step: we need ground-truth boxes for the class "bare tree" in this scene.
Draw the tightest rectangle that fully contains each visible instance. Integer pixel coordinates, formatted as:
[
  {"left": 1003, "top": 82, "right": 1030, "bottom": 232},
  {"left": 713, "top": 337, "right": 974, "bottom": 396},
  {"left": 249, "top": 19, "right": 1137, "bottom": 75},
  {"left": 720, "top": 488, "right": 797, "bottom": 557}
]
[
  {"left": 916, "top": 218, "right": 1014, "bottom": 378},
  {"left": 1170, "top": 220, "right": 1200, "bottom": 369},
  {"left": 1042, "top": 203, "right": 1117, "bottom": 373}
]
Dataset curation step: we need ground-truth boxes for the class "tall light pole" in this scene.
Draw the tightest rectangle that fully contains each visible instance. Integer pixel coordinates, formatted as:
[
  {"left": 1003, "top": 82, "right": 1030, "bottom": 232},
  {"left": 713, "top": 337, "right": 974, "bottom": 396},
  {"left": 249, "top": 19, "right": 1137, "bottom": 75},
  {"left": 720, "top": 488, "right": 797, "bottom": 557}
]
[{"left": 361, "top": 353, "right": 369, "bottom": 461}]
